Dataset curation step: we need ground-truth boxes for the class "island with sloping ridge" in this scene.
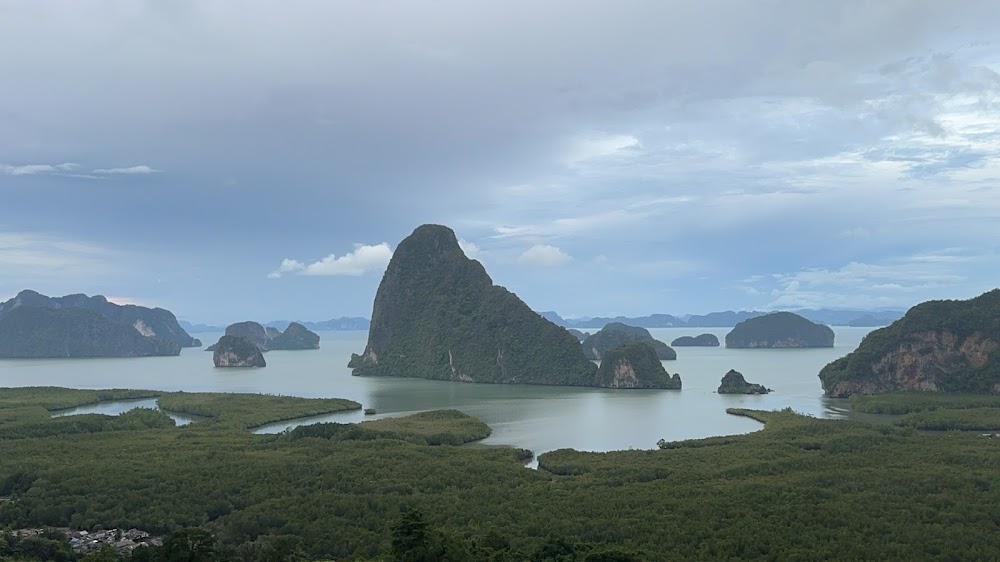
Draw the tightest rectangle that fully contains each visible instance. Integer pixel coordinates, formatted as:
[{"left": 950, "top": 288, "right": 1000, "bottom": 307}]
[
  {"left": 349, "top": 224, "right": 598, "bottom": 385},
  {"left": 820, "top": 289, "right": 1000, "bottom": 397},
  {"left": 581, "top": 322, "right": 676, "bottom": 360},
  {"left": 671, "top": 333, "right": 720, "bottom": 347},
  {"left": 725, "top": 312, "right": 834, "bottom": 348},
  {"left": 207, "top": 321, "right": 321, "bottom": 351}
]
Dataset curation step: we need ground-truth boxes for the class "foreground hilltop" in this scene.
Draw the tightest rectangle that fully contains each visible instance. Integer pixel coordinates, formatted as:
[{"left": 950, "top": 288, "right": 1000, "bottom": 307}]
[
  {"left": 350, "top": 224, "right": 598, "bottom": 385},
  {"left": 0, "top": 290, "right": 199, "bottom": 358},
  {"left": 820, "top": 289, "right": 1000, "bottom": 397}
]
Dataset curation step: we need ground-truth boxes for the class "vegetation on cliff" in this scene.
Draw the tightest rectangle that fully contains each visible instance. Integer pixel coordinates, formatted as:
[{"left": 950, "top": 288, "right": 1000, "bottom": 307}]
[
  {"left": 0, "top": 306, "right": 181, "bottom": 359},
  {"left": 212, "top": 335, "right": 266, "bottom": 368},
  {"left": 4, "top": 388, "right": 1000, "bottom": 560},
  {"left": 671, "top": 333, "right": 720, "bottom": 347},
  {"left": 717, "top": 369, "right": 771, "bottom": 394},
  {"left": 0, "top": 290, "right": 199, "bottom": 348},
  {"left": 267, "top": 322, "right": 320, "bottom": 350},
  {"left": 594, "top": 342, "right": 681, "bottom": 389},
  {"left": 725, "top": 311, "right": 834, "bottom": 348},
  {"left": 350, "top": 224, "right": 596, "bottom": 385},
  {"left": 581, "top": 322, "right": 676, "bottom": 360},
  {"left": 819, "top": 289, "right": 1000, "bottom": 396}
]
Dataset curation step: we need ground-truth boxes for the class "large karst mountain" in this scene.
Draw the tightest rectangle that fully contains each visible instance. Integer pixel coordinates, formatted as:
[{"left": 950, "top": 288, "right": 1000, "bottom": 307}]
[{"left": 349, "top": 224, "right": 602, "bottom": 385}]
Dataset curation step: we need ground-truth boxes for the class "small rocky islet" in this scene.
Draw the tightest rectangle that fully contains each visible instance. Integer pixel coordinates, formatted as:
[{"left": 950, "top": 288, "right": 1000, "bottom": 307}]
[
  {"left": 725, "top": 312, "right": 834, "bottom": 349},
  {"left": 581, "top": 322, "right": 677, "bottom": 360},
  {"left": 717, "top": 369, "right": 771, "bottom": 394},
  {"left": 206, "top": 321, "right": 320, "bottom": 352},
  {"left": 671, "top": 333, "right": 720, "bottom": 347}
]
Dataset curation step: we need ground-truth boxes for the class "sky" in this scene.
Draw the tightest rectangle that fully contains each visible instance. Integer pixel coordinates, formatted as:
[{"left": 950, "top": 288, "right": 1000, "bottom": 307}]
[{"left": 1, "top": 1, "right": 999, "bottom": 324}]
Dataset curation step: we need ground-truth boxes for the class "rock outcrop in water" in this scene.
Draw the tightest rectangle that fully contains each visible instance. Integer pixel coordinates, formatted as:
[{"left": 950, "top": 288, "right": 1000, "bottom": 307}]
[
  {"left": 268, "top": 322, "right": 320, "bottom": 350},
  {"left": 595, "top": 342, "right": 682, "bottom": 389},
  {"left": 213, "top": 335, "right": 266, "bottom": 367},
  {"left": 581, "top": 322, "right": 676, "bottom": 360},
  {"left": 725, "top": 312, "right": 834, "bottom": 349},
  {"left": 349, "top": 224, "right": 597, "bottom": 385},
  {"left": 0, "top": 306, "right": 181, "bottom": 358},
  {"left": 0, "top": 289, "right": 200, "bottom": 348},
  {"left": 819, "top": 289, "right": 1000, "bottom": 397},
  {"left": 671, "top": 333, "right": 720, "bottom": 347},
  {"left": 717, "top": 369, "right": 771, "bottom": 394}
]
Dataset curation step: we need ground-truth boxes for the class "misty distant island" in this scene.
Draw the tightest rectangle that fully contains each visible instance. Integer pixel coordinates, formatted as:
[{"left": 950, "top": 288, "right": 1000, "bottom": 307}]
[
  {"left": 671, "top": 333, "right": 720, "bottom": 347},
  {"left": 725, "top": 312, "right": 834, "bottom": 349},
  {"left": 581, "top": 322, "right": 676, "bottom": 360},
  {"left": 206, "top": 321, "right": 320, "bottom": 352},
  {"left": 820, "top": 289, "right": 1000, "bottom": 397},
  {"left": 0, "top": 290, "right": 199, "bottom": 359}
]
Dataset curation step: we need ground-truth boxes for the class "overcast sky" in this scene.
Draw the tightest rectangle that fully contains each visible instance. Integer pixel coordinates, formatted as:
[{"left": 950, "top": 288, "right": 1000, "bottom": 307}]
[{"left": 1, "top": 1, "right": 998, "bottom": 324}]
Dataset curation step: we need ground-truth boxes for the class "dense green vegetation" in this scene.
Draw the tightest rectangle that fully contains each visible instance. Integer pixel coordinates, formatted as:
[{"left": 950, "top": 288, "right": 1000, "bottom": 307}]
[
  {"left": 670, "top": 333, "right": 719, "bottom": 347},
  {"left": 594, "top": 342, "right": 681, "bottom": 389},
  {"left": 717, "top": 369, "right": 770, "bottom": 394},
  {"left": 350, "top": 224, "right": 597, "bottom": 385},
  {"left": 896, "top": 408, "right": 1000, "bottom": 431},
  {"left": 819, "top": 289, "right": 1000, "bottom": 395},
  {"left": 212, "top": 335, "right": 267, "bottom": 368},
  {"left": 725, "top": 311, "right": 834, "bottom": 348},
  {"left": 7, "top": 387, "right": 1000, "bottom": 560},
  {"left": 850, "top": 392, "right": 1000, "bottom": 414},
  {"left": 0, "top": 290, "right": 200, "bottom": 348},
  {"left": 268, "top": 322, "right": 320, "bottom": 350},
  {"left": 0, "top": 307, "right": 181, "bottom": 359},
  {"left": 155, "top": 392, "right": 359, "bottom": 429},
  {"left": 0, "top": 388, "right": 158, "bottom": 411},
  {"left": 581, "top": 323, "right": 676, "bottom": 360}
]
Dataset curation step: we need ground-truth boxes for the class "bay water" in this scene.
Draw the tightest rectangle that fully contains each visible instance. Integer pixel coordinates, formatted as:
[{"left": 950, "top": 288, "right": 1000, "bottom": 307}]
[{"left": 0, "top": 327, "right": 874, "bottom": 456}]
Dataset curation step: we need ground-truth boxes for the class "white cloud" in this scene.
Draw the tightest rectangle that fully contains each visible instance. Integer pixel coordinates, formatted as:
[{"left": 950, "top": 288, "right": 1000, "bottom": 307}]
[
  {"left": 518, "top": 244, "right": 572, "bottom": 267},
  {"left": 269, "top": 243, "right": 392, "bottom": 278},
  {"left": 0, "top": 232, "right": 118, "bottom": 282},
  {"left": 457, "top": 239, "right": 481, "bottom": 259},
  {"left": 1, "top": 162, "right": 80, "bottom": 176},
  {"left": 565, "top": 133, "right": 640, "bottom": 165},
  {"left": 92, "top": 165, "right": 161, "bottom": 174}
]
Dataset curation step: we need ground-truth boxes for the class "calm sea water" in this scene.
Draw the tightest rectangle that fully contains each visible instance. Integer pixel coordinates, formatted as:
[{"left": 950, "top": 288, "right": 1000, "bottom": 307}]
[{"left": 0, "top": 327, "right": 873, "bottom": 456}]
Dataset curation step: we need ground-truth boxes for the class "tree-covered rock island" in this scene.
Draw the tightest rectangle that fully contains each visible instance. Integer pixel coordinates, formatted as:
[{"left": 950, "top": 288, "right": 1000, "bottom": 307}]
[
  {"left": 581, "top": 322, "right": 676, "bottom": 360},
  {"left": 213, "top": 335, "right": 267, "bottom": 368},
  {"left": 671, "top": 333, "right": 720, "bottom": 347},
  {"left": 349, "top": 224, "right": 600, "bottom": 385},
  {"left": 725, "top": 311, "right": 834, "bottom": 348},
  {"left": 717, "top": 369, "right": 771, "bottom": 394},
  {"left": 595, "top": 342, "right": 682, "bottom": 389},
  {"left": 0, "top": 290, "right": 201, "bottom": 358},
  {"left": 820, "top": 289, "right": 1000, "bottom": 397}
]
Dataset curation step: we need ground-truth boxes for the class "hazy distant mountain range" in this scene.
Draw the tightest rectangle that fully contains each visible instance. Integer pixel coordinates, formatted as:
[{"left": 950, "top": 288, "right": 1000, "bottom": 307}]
[
  {"left": 180, "top": 317, "right": 370, "bottom": 333},
  {"left": 538, "top": 309, "right": 905, "bottom": 329},
  {"left": 181, "top": 308, "right": 903, "bottom": 334}
]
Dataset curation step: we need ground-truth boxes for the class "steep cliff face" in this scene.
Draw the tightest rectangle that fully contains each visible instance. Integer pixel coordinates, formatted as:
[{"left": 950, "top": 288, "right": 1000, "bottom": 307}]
[
  {"left": 819, "top": 290, "right": 1000, "bottom": 397},
  {"left": 594, "top": 342, "right": 682, "bottom": 389},
  {"left": 725, "top": 312, "right": 834, "bottom": 348},
  {"left": 581, "top": 323, "right": 676, "bottom": 360},
  {"left": 0, "top": 290, "right": 200, "bottom": 347},
  {"left": 350, "top": 224, "right": 597, "bottom": 385},
  {"left": 0, "top": 306, "right": 181, "bottom": 358},
  {"left": 213, "top": 335, "right": 266, "bottom": 367}
]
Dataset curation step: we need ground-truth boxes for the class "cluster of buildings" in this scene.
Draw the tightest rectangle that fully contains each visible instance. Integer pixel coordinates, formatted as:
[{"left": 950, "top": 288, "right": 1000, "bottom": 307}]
[
  {"left": 67, "top": 528, "right": 163, "bottom": 555},
  {"left": 12, "top": 527, "right": 163, "bottom": 555}
]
